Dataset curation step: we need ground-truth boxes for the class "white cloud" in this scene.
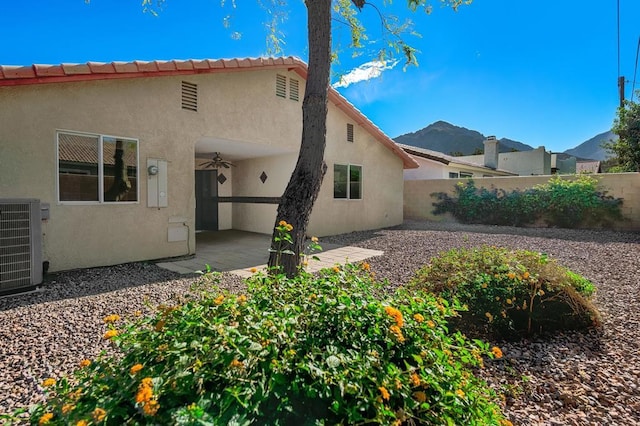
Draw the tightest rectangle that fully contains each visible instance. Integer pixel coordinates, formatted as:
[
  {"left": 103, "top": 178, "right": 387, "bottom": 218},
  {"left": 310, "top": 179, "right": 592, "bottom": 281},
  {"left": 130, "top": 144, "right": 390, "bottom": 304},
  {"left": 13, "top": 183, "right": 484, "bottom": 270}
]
[{"left": 332, "top": 60, "right": 399, "bottom": 88}]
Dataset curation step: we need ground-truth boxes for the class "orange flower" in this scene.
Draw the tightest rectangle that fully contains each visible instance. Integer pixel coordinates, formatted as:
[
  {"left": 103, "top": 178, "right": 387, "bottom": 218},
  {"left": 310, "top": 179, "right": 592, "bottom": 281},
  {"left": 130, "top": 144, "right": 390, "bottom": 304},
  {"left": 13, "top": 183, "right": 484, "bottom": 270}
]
[
  {"left": 229, "top": 359, "right": 244, "bottom": 368},
  {"left": 311, "top": 236, "right": 319, "bottom": 242},
  {"left": 278, "top": 220, "right": 287, "bottom": 226},
  {"left": 102, "top": 314, "right": 120, "bottom": 323},
  {"left": 455, "top": 389, "right": 465, "bottom": 398},
  {"left": 492, "top": 346, "right": 503, "bottom": 359},
  {"left": 332, "top": 266, "right": 340, "bottom": 273},
  {"left": 214, "top": 295, "right": 225, "bottom": 305},
  {"left": 142, "top": 399, "right": 159, "bottom": 416},
  {"left": 413, "top": 313, "right": 424, "bottom": 323},
  {"left": 92, "top": 408, "right": 106, "bottom": 422},
  {"left": 42, "top": 378, "right": 56, "bottom": 387},
  {"left": 384, "top": 306, "right": 404, "bottom": 327},
  {"left": 426, "top": 320, "right": 436, "bottom": 328},
  {"left": 130, "top": 364, "right": 144, "bottom": 374},
  {"left": 237, "top": 295, "right": 247, "bottom": 304},
  {"left": 410, "top": 372, "right": 421, "bottom": 387},
  {"left": 507, "top": 272, "right": 516, "bottom": 279},
  {"left": 378, "top": 386, "right": 390, "bottom": 401},
  {"left": 413, "top": 391, "right": 427, "bottom": 402},
  {"left": 76, "top": 421, "right": 88, "bottom": 426},
  {"left": 523, "top": 271, "right": 530, "bottom": 279},
  {"left": 62, "top": 404, "right": 75, "bottom": 414},
  {"left": 361, "top": 262, "right": 371, "bottom": 271},
  {"left": 485, "top": 312, "right": 494, "bottom": 322},
  {"left": 38, "top": 413, "right": 54, "bottom": 425},
  {"left": 79, "top": 359, "right": 91, "bottom": 368},
  {"left": 250, "top": 267, "right": 257, "bottom": 273},
  {"left": 103, "top": 329, "right": 118, "bottom": 339},
  {"left": 285, "top": 224, "right": 293, "bottom": 231},
  {"left": 389, "top": 325, "right": 405, "bottom": 343}
]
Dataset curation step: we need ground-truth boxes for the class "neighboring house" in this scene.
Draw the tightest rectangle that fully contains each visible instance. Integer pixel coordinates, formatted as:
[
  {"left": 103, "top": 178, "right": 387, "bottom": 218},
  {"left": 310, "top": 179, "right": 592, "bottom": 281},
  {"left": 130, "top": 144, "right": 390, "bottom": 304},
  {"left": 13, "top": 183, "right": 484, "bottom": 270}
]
[
  {"left": 399, "top": 143, "right": 516, "bottom": 180},
  {"left": 551, "top": 153, "right": 578, "bottom": 174},
  {"left": 576, "top": 160, "right": 602, "bottom": 174},
  {"left": 460, "top": 137, "right": 554, "bottom": 176},
  {"left": 0, "top": 57, "right": 417, "bottom": 273}
]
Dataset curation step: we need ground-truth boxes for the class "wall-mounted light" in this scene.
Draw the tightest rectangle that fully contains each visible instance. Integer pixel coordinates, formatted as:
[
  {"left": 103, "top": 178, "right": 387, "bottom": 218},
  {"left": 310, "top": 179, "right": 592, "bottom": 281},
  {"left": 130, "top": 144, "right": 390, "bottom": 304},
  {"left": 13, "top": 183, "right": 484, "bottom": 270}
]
[{"left": 148, "top": 165, "right": 159, "bottom": 176}]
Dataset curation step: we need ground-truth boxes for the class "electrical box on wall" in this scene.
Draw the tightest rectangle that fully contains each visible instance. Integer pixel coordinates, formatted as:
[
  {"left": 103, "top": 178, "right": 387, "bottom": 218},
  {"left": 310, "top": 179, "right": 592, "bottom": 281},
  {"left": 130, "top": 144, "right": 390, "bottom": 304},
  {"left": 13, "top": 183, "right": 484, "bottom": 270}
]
[{"left": 147, "top": 159, "right": 168, "bottom": 208}]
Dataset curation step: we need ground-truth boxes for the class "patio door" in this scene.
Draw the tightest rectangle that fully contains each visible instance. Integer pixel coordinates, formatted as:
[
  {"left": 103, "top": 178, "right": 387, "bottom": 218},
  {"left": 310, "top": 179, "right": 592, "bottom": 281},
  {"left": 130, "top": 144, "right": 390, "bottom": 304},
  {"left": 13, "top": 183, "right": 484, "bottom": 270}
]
[{"left": 195, "top": 169, "right": 218, "bottom": 231}]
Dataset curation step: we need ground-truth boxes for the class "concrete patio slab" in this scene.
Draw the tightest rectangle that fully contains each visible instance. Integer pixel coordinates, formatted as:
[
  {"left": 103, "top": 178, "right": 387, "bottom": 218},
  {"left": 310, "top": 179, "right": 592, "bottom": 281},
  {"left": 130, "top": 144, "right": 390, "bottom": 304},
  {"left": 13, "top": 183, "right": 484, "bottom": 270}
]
[{"left": 155, "top": 230, "right": 383, "bottom": 277}]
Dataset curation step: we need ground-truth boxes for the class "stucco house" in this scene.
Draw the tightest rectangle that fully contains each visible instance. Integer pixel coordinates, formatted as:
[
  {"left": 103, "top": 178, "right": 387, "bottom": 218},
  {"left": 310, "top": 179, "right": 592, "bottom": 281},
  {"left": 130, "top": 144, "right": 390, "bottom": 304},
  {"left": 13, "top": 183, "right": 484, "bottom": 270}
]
[
  {"left": 0, "top": 57, "right": 417, "bottom": 276},
  {"left": 399, "top": 143, "right": 516, "bottom": 180},
  {"left": 458, "top": 137, "right": 551, "bottom": 176}
]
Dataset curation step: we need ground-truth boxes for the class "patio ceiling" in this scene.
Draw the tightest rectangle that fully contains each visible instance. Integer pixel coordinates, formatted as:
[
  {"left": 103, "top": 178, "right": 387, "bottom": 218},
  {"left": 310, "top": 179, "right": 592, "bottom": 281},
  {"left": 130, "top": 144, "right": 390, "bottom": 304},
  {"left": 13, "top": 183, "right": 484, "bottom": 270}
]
[{"left": 195, "top": 137, "right": 296, "bottom": 162}]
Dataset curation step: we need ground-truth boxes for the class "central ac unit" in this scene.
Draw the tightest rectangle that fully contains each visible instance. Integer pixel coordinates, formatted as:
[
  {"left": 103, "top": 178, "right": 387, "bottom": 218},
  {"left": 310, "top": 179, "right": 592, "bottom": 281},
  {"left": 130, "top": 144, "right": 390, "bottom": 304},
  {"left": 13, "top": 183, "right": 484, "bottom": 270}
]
[{"left": 0, "top": 199, "right": 43, "bottom": 295}]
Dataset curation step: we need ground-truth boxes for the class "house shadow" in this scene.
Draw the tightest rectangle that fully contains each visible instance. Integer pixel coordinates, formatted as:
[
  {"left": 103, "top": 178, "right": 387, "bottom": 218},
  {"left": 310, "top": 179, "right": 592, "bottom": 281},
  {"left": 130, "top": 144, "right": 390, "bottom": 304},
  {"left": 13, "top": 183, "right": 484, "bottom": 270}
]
[{"left": 395, "top": 219, "right": 640, "bottom": 245}]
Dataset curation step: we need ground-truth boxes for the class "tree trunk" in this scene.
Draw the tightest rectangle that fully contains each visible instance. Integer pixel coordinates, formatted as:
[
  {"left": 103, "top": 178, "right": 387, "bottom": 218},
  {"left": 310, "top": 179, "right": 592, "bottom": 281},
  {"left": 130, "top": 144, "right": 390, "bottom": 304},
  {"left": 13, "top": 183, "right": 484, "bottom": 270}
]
[
  {"left": 104, "top": 140, "right": 132, "bottom": 202},
  {"left": 267, "top": 0, "right": 332, "bottom": 276}
]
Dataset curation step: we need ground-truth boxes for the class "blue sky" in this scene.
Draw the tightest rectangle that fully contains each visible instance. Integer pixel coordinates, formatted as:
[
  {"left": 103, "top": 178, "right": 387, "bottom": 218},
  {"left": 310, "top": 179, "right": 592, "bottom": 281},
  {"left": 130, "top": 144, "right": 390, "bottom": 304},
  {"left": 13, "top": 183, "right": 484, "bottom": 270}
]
[{"left": 2, "top": 0, "right": 639, "bottom": 152}]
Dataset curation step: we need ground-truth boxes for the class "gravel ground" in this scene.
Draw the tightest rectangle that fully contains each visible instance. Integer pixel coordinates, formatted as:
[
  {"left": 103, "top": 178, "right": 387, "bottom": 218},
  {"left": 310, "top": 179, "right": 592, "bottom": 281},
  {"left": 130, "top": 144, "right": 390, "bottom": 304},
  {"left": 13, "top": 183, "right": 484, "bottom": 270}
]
[{"left": 1, "top": 220, "right": 639, "bottom": 425}]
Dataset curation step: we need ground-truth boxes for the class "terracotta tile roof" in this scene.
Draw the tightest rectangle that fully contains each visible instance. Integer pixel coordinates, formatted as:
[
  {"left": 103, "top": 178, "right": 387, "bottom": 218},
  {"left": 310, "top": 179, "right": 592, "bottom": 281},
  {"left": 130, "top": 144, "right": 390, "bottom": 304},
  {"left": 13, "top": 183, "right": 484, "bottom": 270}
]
[{"left": 0, "top": 57, "right": 418, "bottom": 169}]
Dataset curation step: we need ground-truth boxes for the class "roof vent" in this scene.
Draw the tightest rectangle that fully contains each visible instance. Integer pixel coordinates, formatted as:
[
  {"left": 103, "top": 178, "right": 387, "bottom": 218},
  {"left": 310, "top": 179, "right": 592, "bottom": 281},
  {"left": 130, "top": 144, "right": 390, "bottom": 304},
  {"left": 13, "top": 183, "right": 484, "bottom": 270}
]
[{"left": 181, "top": 81, "right": 198, "bottom": 112}]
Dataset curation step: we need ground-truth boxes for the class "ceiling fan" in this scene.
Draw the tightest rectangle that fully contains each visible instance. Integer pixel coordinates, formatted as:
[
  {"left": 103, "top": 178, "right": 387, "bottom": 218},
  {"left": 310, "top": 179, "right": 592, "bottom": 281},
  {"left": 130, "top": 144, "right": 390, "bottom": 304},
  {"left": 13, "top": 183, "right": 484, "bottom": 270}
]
[{"left": 199, "top": 152, "right": 235, "bottom": 169}]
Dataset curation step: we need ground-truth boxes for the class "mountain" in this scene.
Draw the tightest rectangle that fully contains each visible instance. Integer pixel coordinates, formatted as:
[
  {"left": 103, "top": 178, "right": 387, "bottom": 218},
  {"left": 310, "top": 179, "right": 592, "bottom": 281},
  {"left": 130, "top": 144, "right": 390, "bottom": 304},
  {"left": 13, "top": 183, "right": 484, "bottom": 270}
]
[
  {"left": 393, "top": 121, "right": 533, "bottom": 155},
  {"left": 563, "top": 130, "right": 617, "bottom": 161}
]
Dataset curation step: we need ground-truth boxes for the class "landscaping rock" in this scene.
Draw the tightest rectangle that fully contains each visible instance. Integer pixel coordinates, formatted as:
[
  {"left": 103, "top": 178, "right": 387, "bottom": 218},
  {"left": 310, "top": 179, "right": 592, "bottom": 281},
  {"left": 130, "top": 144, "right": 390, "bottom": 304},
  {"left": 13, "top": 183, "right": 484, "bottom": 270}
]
[{"left": 1, "top": 221, "right": 639, "bottom": 425}]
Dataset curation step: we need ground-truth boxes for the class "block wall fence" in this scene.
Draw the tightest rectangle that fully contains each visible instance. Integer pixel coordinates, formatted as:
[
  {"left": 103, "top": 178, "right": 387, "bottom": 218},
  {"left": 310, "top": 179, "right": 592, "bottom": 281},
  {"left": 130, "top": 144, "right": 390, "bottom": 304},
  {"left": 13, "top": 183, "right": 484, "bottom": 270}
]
[{"left": 404, "top": 173, "right": 640, "bottom": 231}]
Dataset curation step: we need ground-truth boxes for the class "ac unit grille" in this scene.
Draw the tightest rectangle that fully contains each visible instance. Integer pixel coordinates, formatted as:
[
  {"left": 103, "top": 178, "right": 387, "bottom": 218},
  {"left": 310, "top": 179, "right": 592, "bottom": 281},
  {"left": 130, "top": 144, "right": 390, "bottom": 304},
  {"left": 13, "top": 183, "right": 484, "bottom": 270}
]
[{"left": 0, "top": 200, "right": 42, "bottom": 293}]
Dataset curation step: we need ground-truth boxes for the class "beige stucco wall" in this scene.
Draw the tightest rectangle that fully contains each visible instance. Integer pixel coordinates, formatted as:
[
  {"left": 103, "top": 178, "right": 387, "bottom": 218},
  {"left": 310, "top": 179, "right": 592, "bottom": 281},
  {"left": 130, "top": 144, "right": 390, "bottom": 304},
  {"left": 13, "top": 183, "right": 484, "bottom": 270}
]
[
  {"left": 1, "top": 68, "right": 407, "bottom": 271},
  {"left": 404, "top": 173, "right": 640, "bottom": 230},
  {"left": 308, "top": 106, "right": 405, "bottom": 237}
]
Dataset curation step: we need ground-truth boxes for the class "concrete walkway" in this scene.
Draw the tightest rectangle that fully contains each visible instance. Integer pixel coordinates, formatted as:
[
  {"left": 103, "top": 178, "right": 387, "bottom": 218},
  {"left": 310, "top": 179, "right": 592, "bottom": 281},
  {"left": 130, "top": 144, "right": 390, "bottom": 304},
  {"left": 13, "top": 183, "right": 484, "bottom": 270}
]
[{"left": 156, "top": 230, "right": 383, "bottom": 278}]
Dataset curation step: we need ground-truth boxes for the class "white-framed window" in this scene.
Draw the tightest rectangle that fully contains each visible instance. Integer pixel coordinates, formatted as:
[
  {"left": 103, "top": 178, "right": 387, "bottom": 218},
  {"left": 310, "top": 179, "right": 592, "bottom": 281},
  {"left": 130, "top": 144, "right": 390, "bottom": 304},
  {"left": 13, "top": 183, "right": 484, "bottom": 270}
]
[
  {"left": 56, "top": 130, "right": 139, "bottom": 204},
  {"left": 449, "top": 171, "right": 473, "bottom": 179},
  {"left": 334, "top": 164, "right": 362, "bottom": 200}
]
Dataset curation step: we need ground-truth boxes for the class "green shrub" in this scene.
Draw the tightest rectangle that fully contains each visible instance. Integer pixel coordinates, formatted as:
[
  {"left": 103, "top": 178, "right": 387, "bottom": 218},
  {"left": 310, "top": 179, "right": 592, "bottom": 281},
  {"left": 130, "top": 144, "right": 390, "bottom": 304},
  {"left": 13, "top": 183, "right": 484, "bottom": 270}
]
[
  {"left": 533, "top": 176, "right": 623, "bottom": 228},
  {"left": 431, "top": 176, "right": 623, "bottom": 228},
  {"left": 17, "top": 265, "right": 510, "bottom": 426},
  {"left": 408, "top": 247, "right": 601, "bottom": 339}
]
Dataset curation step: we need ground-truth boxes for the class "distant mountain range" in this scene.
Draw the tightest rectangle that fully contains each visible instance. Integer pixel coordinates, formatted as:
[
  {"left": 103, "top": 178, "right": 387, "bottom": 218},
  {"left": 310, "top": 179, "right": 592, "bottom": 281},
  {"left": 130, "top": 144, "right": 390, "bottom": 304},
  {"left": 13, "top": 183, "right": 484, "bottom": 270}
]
[
  {"left": 564, "top": 130, "right": 616, "bottom": 161},
  {"left": 393, "top": 121, "right": 533, "bottom": 155},
  {"left": 393, "top": 121, "right": 616, "bottom": 161}
]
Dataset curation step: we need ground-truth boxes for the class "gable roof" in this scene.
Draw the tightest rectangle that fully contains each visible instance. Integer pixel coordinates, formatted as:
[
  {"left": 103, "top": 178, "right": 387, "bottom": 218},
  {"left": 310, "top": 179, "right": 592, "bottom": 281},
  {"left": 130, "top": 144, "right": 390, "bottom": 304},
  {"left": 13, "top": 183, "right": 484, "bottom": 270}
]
[
  {"left": 397, "top": 143, "right": 516, "bottom": 175},
  {"left": 0, "top": 57, "right": 418, "bottom": 169}
]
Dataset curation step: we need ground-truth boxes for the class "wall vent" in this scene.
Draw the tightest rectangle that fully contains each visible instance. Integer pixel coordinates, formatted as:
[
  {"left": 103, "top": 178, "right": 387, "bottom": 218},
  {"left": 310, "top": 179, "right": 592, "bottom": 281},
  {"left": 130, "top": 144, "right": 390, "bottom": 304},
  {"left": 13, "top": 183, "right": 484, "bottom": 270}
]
[
  {"left": 181, "top": 81, "right": 198, "bottom": 112},
  {"left": 0, "top": 199, "right": 43, "bottom": 294},
  {"left": 347, "top": 123, "right": 354, "bottom": 142},
  {"left": 289, "top": 78, "right": 299, "bottom": 101},
  {"left": 276, "top": 74, "right": 287, "bottom": 98}
]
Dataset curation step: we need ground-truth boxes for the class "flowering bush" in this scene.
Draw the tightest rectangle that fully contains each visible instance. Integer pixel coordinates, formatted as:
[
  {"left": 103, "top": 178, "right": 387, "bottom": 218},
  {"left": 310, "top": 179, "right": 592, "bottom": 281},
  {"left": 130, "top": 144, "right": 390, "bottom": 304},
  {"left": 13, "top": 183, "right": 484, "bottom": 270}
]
[
  {"left": 409, "top": 246, "right": 601, "bottom": 338},
  {"left": 16, "top": 265, "right": 511, "bottom": 425}
]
